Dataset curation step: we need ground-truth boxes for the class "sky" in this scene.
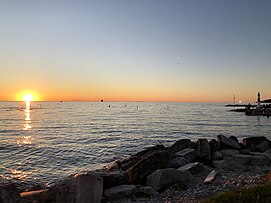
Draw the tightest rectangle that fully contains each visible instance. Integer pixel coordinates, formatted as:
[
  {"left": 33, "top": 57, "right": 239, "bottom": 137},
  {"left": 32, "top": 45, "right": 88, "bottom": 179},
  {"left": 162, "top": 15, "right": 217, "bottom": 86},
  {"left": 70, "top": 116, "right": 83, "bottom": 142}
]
[{"left": 0, "top": 0, "right": 270, "bottom": 102}]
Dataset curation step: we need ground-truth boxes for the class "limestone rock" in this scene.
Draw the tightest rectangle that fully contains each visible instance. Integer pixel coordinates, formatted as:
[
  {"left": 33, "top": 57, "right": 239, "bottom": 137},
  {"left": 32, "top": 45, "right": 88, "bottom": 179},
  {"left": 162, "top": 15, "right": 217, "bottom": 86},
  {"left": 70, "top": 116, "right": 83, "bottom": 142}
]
[
  {"left": 104, "top": 184, "right": 136, "bottom": 201},
  {"left": 168, "top": 157, "right": 189, "bottom": 168},
  {"left": 212, "top": 160, "right": 229, "bottom": 169},
  {"left": 167, "top": 139, "right": 194, "bottom": 158},
  {"left": 217, "top": 135, "right": 240, "bottom": 150},
  {"left": 196, "top": 138, "right": 211, "bottom": 160},
  {"left": 178, "top": 162, "right": 205, "bottom": 175},
  {"left": 175, "top": 148, "right": 198, "bottom": 162},
  {"left": 146, "top": 168, "right": 192, "bottom": 192},
  {"left": 126, "top": 150, "right": 168, "bottom": 184}
]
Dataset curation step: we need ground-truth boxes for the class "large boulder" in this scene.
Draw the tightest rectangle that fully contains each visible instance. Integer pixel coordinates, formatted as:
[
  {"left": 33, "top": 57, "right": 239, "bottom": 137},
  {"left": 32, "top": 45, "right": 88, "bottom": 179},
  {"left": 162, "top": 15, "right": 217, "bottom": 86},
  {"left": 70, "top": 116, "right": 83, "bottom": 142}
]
[
  {"left": 220, "top": 149, "right": 239, "bottom": 157},
  {"left": 96, "top": 170, "right": 128, "bottom": 190},
  {"left": 126, "top": 150, "right": 168, "bottom": 184},
  {"left": 40, "top": 172, "right": 103, "bottom": 203},
  {"left": 243, "top": 137, "right": 271, "bottom": 152},
  {"left": 196, "top": 139, "right": 211, "bottom": 160},
  {"left": 212, "top": 151, "right": 223, "bottom": 160},
  {"left": 104, "top": 185, "right": 136, "bottom": 202},
  {"left": 224, "top": 154, "right": 252, "bottom": 168},
  {"left": 175, "top": 148, "right": 198, "bottom": 162},
  {"left": 0, "top": 182, "right": 21, "bottom": 203},
  {"left": 217, "top": 135, "right": 241, "bottom": 150},
  {"left": 209, "top": 139, "right": 220, "bottom": 154},
  {"left": 178, "top": 162, "right": 205, "bottom": 175},
  {"left": 167, "top": 139, "right": 194, "bottom": 158},
  {"left": 146, "top": 168, "right": 192, "bottom": 192}
]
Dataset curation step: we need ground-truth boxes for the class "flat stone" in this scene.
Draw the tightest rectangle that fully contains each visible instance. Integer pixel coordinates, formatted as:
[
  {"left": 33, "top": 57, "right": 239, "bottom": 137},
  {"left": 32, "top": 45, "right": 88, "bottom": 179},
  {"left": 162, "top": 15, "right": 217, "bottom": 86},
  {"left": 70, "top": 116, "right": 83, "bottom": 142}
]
[
  {"left": 104, "top": 185, "right": 136, "bottom": 201},
  {"left": 212, "top": 160, "right": 229, "bottom": 169},
  {"left": 175, "top": 148, "right": 198, "bottom": 162},
  {"left": 146, "top": 168, "right": 192, "bottom": 192},
  {"left": 217, "top": 135, "right": 241, "bottom": 150},
  {"left": 178, "top": 162, "right": 205, "bottom": 175},
  {"left": 204, "top": 170, "right": 217, "bottom": 184}
]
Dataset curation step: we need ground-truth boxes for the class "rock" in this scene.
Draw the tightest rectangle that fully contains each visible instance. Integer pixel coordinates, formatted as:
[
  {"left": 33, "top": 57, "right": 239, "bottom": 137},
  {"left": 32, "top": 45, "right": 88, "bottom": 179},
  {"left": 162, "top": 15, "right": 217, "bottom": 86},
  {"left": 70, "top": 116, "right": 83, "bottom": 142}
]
[
  {"left": 250, "top": 156, "right": 270, "bottom": 166},
  {"left": 204, "top": 170, "right": 217, "bottom": 184},
  {"left": 175, "top": 148, "right": 198, "bottom": 162},
  {"left": 178, "top": 162, "right": 205, "bottom": 175},
  {"left": 126, "top": 150, "right": 168, "bottom": 184},
  {"left": 120, "top": 156, "right": 139, "bottom": 171},
  {"left": 104, "top": 184, "right": 136, "bottom": 201},
  {"left": 229, "top": 136, "right": 239, "bottom": 144},
  {"left": 146, "top": 168, "right": 192, "bottom": 192},
  {"left": 132, "top": 186, "right": 159, "bottom": 198},
  {"left": 196, "top": 138, "right": 211, "bottom": 160},
  {"left": 220, "top": 149, "right": 239, "bottom": 157},
  {"left": 96, "top": 170, "right": 127, "bottom": 189},
  {"left": 212, "top": 151, "right": 223, "bottom": 160},
  {"left": 224, "top": 154, "right": 252, "bottom": 168},
  {"left": 217, "top": 135, "right": 240, "bottom": 150},
  {"left": 103, "top": 160, "right": 121, "bottom": 171},
  {"left": 212, "top": 160, "right": 229, "bottom": 169},
  {"left": 167, "top": 139, "right": 194, "bottom": 158},
  {"left": 209, "top": 139, "right": 220, "bottom": 153},
  {"left": 250, "top": 151, "right": 271, "bottom": 161},
  {"left": 243, "top": 136, "right": 271, "bottom": 152},
  {"left": 0, "top": 182, "right": 21, "bottom": 203},
  {"left": 168, "top": 157, "right": 189, "bottom": 168},
  {"left": 40, "top": 172, "right": 103, "bottom": 203},
  {"left": 136, "top": 145, "right": 166, "bottom": 157}
]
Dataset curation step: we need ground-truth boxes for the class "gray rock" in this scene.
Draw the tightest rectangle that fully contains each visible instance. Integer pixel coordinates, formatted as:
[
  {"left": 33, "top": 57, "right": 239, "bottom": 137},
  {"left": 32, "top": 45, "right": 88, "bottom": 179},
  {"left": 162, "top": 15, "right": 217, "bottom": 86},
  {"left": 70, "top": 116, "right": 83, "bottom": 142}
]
[
  {"left": 220, "top": 149, "right": 239, "bottom": 157},
  {"left": 212, "top": 151, "right": 223, "bottom": 160},
  {"left": 168, "top": 157, "right": 189, "bottom": 168},
  {"left": 243, "top": 136, "right": 270, "bottom": 151},
  {"left": 104, "top": 185, "right": 136, "bottom": 201},
  {"left": 126, "top": 150, "right": 168, "bottom": 184},
  {"left": 217, "top": 135, "right": 240, "bottom": 150},
  {"left": 146, "top": 168, "right": 192, "bottom": 191},
  {"left": 103, "top": 160, "right": 120, "bottom": 171},
  {"left": 224, "top": 154, "right": 252, "bottom": 168},
  {"left": 196, "top": 138, "right": 211, "bottom": 160},
  {"left": 212, "top": 160, "right": 229, "bottom": 169},
  {"left": 178, "top": 162, "right": 205, "bottom": 175},
  {"left": 175, "top": 148, "right": 198, "bottom": 162},
  {"left": 41, "top": 172, "right": 103, "bottom": 203},
  {"left": 250, "top": 156, "right": 270, "bottom": 166},
  {"left": 96, "top": 170, "right": 127, "bottom": 189},
  {"left": 167, "top": 139, "right": 194, "bottom": 158},
  {"left": 252, "top": 141, "right": 270, "bottom": 152}
]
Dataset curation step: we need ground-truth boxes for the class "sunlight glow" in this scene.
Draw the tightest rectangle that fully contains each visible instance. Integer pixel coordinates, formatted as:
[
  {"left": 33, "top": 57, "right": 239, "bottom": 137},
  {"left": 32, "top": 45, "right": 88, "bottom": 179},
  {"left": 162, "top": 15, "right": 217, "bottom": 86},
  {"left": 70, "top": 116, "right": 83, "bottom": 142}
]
[{"left": 22, "top": 94, "right": 33, "bottom": 102}]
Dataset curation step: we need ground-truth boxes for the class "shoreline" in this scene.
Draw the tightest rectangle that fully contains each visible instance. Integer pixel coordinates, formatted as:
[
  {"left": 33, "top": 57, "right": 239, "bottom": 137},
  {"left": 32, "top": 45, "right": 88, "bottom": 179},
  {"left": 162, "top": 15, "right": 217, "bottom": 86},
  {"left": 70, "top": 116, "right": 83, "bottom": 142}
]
[{"left": 1, "top": 135, "right": 271, "bottom": 203}]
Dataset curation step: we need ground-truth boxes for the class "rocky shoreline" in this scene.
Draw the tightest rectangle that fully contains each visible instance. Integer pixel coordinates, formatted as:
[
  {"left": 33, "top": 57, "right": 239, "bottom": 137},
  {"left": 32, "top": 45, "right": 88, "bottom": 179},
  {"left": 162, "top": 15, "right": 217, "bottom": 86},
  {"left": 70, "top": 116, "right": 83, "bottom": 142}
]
[{"left": 1, "top": 135, "right": 271, "bottom": 203}]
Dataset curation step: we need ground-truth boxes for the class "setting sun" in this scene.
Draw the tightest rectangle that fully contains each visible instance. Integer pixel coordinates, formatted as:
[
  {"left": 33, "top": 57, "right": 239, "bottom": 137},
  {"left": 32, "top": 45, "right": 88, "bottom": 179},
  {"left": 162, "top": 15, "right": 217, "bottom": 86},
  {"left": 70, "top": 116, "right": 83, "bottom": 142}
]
[{"left": 23, "top": 94, "right": 33, "bottom": 102}]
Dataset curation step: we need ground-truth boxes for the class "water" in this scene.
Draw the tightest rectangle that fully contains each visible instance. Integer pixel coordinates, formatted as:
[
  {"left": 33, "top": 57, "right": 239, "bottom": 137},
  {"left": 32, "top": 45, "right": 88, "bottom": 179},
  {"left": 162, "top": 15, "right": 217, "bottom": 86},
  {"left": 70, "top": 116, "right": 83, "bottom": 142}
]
[{"left": 0, "top": 101, "right": 270, "bottom": 189}]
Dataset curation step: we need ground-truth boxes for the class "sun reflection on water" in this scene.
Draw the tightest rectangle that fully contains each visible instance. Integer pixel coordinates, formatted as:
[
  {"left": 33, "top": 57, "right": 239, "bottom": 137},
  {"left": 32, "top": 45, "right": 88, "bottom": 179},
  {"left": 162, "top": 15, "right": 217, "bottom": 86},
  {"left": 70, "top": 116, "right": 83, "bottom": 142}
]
[{"left": 18, "top": 100, "right": 33, "bottom": 145}]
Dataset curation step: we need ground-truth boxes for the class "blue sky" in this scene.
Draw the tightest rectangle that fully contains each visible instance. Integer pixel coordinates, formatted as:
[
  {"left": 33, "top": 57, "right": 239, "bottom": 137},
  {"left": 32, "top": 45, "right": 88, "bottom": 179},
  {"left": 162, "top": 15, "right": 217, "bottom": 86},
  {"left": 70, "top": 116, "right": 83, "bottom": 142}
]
[{"left": 0, "top": 0, "right": 270, "bottom": 102}]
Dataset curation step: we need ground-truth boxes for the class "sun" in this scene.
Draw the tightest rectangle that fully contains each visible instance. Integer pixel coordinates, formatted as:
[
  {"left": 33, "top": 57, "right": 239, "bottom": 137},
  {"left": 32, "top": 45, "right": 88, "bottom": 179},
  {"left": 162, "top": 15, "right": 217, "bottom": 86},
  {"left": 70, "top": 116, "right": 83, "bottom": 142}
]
[{"left": 22, "top": 94, "right": 33, "bottom": 102}]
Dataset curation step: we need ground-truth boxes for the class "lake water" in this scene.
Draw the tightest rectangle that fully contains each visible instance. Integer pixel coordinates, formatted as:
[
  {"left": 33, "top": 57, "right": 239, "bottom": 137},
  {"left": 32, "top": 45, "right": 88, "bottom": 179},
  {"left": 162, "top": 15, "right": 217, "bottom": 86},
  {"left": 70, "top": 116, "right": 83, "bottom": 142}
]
[{"left": 0, "top": 101, "right": 270, "bottom": 189}]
